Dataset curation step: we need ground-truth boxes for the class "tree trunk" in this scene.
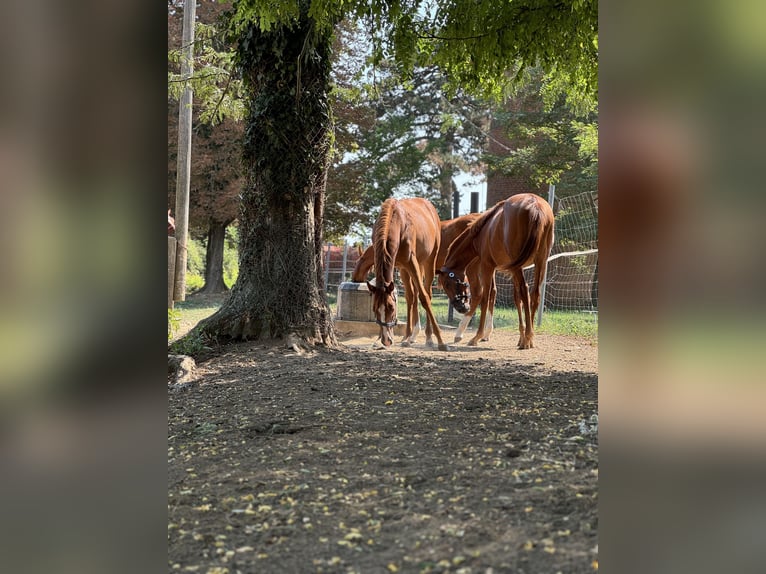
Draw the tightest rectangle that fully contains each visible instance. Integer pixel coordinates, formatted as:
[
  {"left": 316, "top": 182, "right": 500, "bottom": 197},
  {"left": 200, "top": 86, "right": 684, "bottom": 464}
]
[
  {"left": 196, "top": 6, "right": 337, "bottom": 347},
  {"left": 198, "top": 221, "right": 229, "bottom": 294},
  {"left": 436, "top": 129, "right": 456, "bottom": 220}
]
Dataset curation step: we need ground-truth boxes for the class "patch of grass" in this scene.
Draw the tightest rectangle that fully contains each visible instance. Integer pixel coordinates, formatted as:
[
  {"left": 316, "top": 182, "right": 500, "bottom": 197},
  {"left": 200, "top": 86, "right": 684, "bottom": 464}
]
[
  {"left": 170, "top": 294, "right": 226, "bottom": 342},
  {"left": 392, "top": 295, "right": 598, "bottom": 340},
  {"left": 169, "top": 329, "right": 212, "bottom": 357},
  {"left": 172, "top": 287, "right": 597, "bottom": 345},
  {"left": 538, "top": 310, "right": 598, "bottom": 339}
]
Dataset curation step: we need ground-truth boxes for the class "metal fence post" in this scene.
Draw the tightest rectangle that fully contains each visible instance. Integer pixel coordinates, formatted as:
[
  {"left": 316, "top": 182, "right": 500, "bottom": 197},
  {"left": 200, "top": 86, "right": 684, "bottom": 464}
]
[{"left": 537, "top": 184, "right": 555, "bottom": 327}]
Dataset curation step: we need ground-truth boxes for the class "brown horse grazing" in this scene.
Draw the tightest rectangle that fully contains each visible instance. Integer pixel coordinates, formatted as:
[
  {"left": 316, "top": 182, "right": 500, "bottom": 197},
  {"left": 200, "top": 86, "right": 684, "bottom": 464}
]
[
  {"left": 352, "top": 213, "right": 490, "bottom": 344},
  {"left": 438, "top": 193, "right": 554, "bottom": 349},
  {"left": 366, "top": 197, "right": 448, "bottom": 350}
]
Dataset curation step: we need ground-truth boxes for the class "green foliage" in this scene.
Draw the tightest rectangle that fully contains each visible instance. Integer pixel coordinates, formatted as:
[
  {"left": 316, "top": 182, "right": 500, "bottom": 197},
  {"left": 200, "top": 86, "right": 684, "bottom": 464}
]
[
  {"left": 186, "top": 236, "right": 206, "bottom": 276},
  {"left": 183, "top": 237, "right": 206, "bottom": 294},
  {"left": 484, "top": 69, "right": 598, "bottom": 196},
  {"left": 169, "top": 329, "right": 211, "bottom": 357},
  {"left": 227, "top": 0, "right": 598, "bottom": 110},
  {"left": 168, "top": 308, "right": 181, "bottom": 341},
  {"left": 185, "top": 274, "right": 205, "bottom": 294},
  {"left": 223, "top": 225, "right": 239, "bottom": 288},
  {"left": 168, "top": 22, "right": 246, "bottom": 124}
]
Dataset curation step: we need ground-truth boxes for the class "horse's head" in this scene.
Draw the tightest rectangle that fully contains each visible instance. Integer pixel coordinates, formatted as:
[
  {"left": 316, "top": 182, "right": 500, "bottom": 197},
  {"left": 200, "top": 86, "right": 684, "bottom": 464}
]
[
  {"left": 367, "top": 279, "right": 398, "bottom": 346},
  {"left": 437, "top": 267, "right": 470, "bottom": 314}
]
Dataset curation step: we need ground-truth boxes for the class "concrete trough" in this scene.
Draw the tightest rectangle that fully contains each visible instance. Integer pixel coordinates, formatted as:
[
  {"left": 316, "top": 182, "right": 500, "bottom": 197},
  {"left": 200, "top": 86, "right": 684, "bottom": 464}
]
[{"left": 335, "top": 281, "right": 406, "bottom": 337}]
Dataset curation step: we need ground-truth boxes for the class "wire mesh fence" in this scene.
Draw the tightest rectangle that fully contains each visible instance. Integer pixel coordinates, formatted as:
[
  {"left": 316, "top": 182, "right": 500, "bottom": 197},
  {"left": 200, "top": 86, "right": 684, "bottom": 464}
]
[{"left": 324, "top": 190, "right": 598, "bottom": 326}]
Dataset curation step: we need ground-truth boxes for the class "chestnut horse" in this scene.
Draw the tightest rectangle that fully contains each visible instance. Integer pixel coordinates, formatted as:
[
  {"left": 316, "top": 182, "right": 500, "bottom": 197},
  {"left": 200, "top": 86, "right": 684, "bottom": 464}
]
[
  {"left": 353, "top": 213, "right": 491, "bottom": 343},
  {"left": 438, "top": 193, "right": 554, "bottom": 349},
  {"left": 366, "top": 197, "right": 447, "bottom": 350}
]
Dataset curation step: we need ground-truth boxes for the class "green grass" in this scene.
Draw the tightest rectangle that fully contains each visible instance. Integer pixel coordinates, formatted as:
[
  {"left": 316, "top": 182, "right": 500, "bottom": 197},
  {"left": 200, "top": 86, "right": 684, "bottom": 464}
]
[
  {"left": 169, "top": 293, "right": 227, "bottom": 343},
  {"left": 168, "top": 290, "right": 598, "bottom": 344},
  {"left": 418, "top": 297, "right": 597, "bottom": 340}
]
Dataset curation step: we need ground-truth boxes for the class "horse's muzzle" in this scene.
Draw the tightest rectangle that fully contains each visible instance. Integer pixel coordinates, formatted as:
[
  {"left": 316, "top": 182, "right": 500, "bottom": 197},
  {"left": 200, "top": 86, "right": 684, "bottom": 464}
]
[{"left": 452, "top": 298, "right": 469, "bottom": 314}]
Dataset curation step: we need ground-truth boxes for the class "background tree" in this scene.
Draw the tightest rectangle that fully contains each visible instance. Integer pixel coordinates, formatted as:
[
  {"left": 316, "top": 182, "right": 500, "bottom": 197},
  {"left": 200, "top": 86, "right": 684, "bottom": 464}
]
[
  {"left": 348, "top": 65, "right": 490, "bottom": 221},
  {"left": 184, "top": 0, "right": 597, "bottom": 349},
  {"left": 168, "top": 1, "right": 244, "bottom": 294},
  {"left": 483, "top": 68, "right": 598, "bottom": 197}
]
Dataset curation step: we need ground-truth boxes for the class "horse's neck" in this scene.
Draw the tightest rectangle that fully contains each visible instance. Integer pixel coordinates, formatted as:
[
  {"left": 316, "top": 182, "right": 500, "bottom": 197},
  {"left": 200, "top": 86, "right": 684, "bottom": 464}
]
[
  {"left": 374, "top": 218, "right": 401, "bottom": 285},
  {"left": 444, "top": 230, "right": 478, "bottom": 273},
  {"left": 378, "top": 236, "right": 400, "bottom": 283},
  {"left": 352, "top": 247, "right": 374, "bottom": 281}
]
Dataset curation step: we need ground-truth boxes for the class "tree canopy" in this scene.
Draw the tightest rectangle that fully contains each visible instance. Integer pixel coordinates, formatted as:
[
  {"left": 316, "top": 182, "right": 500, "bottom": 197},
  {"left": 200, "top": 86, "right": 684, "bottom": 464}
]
[
  {"left": 227, "top": 0, "right": 597, "bottom": 109},
  {"left": 484, "top": 69, "right": 598, "bottom": 196}
]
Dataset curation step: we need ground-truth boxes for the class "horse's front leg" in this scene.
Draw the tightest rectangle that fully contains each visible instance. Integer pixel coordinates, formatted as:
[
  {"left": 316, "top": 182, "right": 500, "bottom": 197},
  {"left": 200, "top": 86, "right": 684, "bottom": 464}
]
[
  {"left": 455, "top": 261, "right": 481, "bottom": 343},
  {"left": 409, "top": 263, "right": 447, "bottom": 351},
  {"left": 480, "top": 273, "right": 497, "bottom": 342},
  {"left": 454, "top": 311, "right": 473, "bottom": 343}
]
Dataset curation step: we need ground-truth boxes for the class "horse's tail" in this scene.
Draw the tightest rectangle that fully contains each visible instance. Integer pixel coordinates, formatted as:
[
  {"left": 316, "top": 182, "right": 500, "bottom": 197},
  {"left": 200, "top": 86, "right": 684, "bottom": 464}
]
[{"left": 502, "top": 200, "right": 549, "bottom": 272}]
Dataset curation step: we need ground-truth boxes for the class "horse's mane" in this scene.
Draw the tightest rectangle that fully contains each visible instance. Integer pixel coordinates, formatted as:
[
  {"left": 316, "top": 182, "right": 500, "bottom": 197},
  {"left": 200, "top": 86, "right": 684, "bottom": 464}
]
[{"left": 373, "top": 198, "right": 397, "bottom": 277}]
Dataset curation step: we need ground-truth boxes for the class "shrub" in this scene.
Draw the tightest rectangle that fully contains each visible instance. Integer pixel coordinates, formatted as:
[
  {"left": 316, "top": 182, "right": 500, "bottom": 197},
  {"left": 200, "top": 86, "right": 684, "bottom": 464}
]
[{"left": 168, "top": 308, "right": 181, "bottom": 341}]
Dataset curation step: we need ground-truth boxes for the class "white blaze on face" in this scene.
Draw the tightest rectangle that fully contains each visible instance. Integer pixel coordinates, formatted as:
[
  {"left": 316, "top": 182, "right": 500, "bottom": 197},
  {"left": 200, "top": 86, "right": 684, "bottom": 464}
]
[
  {"left": 377, "top": 303, "right": 386, "bottom": 323},
  {"left": 377, "top": 301, "right": 394, "bottom": 345}
]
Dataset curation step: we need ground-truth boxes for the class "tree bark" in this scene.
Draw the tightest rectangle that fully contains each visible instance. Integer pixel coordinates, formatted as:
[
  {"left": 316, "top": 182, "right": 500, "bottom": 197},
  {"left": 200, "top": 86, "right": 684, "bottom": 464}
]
[
  {"left": 198, "top": 221, "right": 229, "bottom": 294},
  {"left": 196, "top": 6, "right": 337, "bottom": 347},
  {"left": 436, "top": 129, "right": 456, "bottom": 220}
]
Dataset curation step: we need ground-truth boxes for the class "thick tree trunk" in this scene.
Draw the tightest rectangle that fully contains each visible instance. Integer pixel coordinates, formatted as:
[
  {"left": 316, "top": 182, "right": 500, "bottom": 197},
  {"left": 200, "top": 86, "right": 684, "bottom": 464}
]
[
  {"left": 196, "top": 7, "right": 337, "bottom": 347},
  {"left": 198, "top": 221, "right": 228, "bottom": 294}
]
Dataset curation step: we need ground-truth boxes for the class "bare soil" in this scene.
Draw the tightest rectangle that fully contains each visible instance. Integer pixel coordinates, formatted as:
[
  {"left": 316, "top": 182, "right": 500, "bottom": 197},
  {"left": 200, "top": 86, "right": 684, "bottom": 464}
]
[{"left": 168, "top": 325, "right": 598, "bottom": 573}]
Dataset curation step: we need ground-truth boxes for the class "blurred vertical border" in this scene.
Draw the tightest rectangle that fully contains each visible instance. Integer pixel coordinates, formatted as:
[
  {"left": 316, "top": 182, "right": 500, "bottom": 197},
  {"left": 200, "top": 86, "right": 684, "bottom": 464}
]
[
  {"left": 0, "top": 1, "right": 167, "bottom": 573},
  {"left": 1, "top": 0, "right": 765, "bottom": 573},
  {"left": 600, "top": 0, "right": 766, "bottom": 572}
]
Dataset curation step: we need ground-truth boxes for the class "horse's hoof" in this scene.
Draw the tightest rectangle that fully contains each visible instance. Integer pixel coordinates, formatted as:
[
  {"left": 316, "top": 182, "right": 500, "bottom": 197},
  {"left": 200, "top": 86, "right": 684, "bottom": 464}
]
[
  {"left": 453, "top": 335, "right": 463, "bottom": 343},
  {"left": 480, "top": 337, "right": 490, "bottom": 342},
  {"left": 401, "top": 341, "right": 412, "bottom": 347},
  {"left": 438, "top": 344, "right": 449, "bottom": 351},
  {"left": 468, "top": 339, "right": 479, "bottom": 347},
  {"left": 425, "top": 340, "right": 435, "bottom": 348}
]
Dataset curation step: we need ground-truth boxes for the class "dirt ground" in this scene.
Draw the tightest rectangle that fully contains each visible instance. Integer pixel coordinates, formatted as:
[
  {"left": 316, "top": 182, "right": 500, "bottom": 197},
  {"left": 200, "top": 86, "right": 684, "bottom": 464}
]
[{"left": 168, "top": 324, "right": 598, "bottom": 573}]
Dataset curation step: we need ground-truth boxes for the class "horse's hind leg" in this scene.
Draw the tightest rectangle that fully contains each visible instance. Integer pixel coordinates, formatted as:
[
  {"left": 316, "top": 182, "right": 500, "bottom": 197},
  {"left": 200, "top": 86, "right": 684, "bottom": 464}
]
[
  {"left": 511, "top": 270, "right": 526, "bottom": 348},
  {"left": 399, "top": 270, "right": 418, "bottom": 346},
  {"left": 513, "top": 269, "right": 533, "bottom": 349},
  {"left": 409, "top": 262, "right": 447, "bottom": 351},
  {"left": 468, "top": 264, "right": 494, "bottom": 346},
  {"left": 422, "top": 253, "right": 438, "bottom": 348}
]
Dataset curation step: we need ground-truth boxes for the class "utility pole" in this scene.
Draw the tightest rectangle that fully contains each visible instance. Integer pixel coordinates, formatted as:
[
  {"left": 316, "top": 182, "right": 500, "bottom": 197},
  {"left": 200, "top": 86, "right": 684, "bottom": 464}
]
[
  {"left": 447, "top": 180, "right": 459, "bottom": 323},
  {"left": 173, "top": 0, "right": 196, "bottom": 302}
]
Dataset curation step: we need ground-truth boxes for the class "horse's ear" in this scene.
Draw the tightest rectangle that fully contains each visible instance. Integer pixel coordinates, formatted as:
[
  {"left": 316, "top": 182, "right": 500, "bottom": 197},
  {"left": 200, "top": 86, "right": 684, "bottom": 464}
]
[
  {"left": 385, "top": 281, "right": 396, "bottom": 294},
  {"left": 366, "top": 280, "right": 375, "bottom": 294}
]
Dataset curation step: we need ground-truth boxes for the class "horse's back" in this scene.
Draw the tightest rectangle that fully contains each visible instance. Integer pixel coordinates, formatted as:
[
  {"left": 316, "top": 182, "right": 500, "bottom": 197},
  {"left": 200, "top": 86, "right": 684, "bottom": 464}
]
[{"left": 474, "top": 194, "right": 553, "bottom": 269}]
